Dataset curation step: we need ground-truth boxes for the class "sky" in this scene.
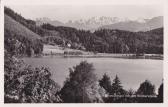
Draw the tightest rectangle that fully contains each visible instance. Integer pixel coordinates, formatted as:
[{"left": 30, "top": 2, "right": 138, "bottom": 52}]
[{"left": 6, "top": 5, "right": 163, "bottom": 22}]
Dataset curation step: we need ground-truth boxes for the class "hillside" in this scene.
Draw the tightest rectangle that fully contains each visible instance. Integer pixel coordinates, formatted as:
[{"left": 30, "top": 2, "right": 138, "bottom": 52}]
[
  {"left": 42, "top": 24, "right": 163, "bottom": 54},
  {"left": 99, "top": 16, "right": 163, "bottom": 32},
  {"left": 4, "top": 7, "right": 64, "bottom": 45},
  {"left": 4, "top": 14, "right": 43, "bottom": 56},
  {"left": 5, "top": 14, "right": 41, "bottom": 40}
]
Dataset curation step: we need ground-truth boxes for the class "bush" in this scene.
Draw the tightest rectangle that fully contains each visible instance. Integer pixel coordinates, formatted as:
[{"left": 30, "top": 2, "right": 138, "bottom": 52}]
[
  {"left": 4, "top": 54, "right": 62, "bottom": 103},
  {"left": 136, "top": 80, "right": 155, "bottom": 95}
]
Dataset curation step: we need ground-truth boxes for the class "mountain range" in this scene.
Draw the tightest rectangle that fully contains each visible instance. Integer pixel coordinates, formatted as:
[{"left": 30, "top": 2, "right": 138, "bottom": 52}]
[{"left": 36, "top": 16, "right": 163, "bottom": 32}]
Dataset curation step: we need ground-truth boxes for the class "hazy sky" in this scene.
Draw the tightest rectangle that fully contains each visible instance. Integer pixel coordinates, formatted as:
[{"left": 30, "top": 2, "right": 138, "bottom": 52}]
[{"left": 6, "top": 5, "right": 163, "bottom": 22}]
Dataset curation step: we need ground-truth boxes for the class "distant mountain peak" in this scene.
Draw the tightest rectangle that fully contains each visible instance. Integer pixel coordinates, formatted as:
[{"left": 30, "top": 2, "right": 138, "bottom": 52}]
[
  {"left": 135, "top": 17, "right": 146, "bottom": 23},
  {"left": 35, "top": 16, "right": 163, "bottom": 32},
  {"left": 35, "top": 17, "right": 64, "bottom": 26},
  {"left": 99, "top": 16, "right": 163, "bottom": 32},
  {"left": 36, "top": 17, "right": 51, "bottom": 22}
]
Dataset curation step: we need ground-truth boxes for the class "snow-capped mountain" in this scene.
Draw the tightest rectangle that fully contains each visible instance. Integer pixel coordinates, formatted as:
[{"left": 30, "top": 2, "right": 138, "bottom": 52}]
[
  {"left": 35, "top": 16, "right": 121, "bottom": 29},
  {"left": 35, "top": 16, "right": 163, "bottom": 32},
  {"left": 36, "top": 17, "right": 64, "bottom": 26},
  {"left": 135, "top": 17, "right": 146, "bottom": 23},
  {"left": 65, "top": 16, "right": 123, "bottom": 30}
]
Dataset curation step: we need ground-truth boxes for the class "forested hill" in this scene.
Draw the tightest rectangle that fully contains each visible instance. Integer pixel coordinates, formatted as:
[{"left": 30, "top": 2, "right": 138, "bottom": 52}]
[
  {"left": 5, "top": 7, "right": 163, "bottom": 55},
  {"left": 4, "top": 7, "right": 44, "bottom": 56},
  {"left": 42, "top": 24, "right": 163, "bottom": 54},
  {"left": 5, "top": 14, "right": 40, "bottom": 40}
]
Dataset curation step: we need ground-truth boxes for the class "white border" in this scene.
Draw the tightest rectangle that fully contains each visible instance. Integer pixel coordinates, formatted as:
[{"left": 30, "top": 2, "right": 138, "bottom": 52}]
[
  {"left": 0, "top": 0, "right": 4, "bottom": 104},
  {"left": 2, "top": 0, "right": 164, "bottom": 5},
  {"left": 0, "top": 0, "right": 167, "bottom": 107}
]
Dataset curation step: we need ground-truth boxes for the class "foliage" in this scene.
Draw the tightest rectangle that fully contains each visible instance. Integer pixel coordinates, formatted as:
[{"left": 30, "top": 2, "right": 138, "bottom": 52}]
[
  {"left": 60, "top": 61, "right": 104, "bottom": 103},
  {"left": 111, "top": 75, "right": 126, "bottom": 95},
  {"left": 4, "top": 53, "right": 62, "bottom": 103},
  {"left": 42, "top": 23, "right": 163, "bottom": 54},
  {"left": 136, "top": 80, "right": 155, "bottom": 95},
  {"left": 99, "top": 73, "right": 112, "bottom": 94},
  {"left": 4, "top": 27, "right": 43, "bottom": 57},
  {"left": 158, "top": 83, "right": 163, "bottom": 102},
  {"left": 94, "top": 29, "right": 163, "bottom": 54}
]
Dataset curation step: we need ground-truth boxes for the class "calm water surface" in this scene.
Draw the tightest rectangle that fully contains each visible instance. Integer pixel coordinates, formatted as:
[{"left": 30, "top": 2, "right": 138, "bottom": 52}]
[{"left": 22, "top": 56, "right": 163, "bottom": 91}]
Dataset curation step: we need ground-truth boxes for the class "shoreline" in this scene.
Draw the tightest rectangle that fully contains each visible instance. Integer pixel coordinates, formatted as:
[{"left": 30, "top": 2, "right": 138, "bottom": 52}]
[
  {"left": 41, "top": 53, "right": 163, "bottom": 60},
  {"left": 42, "top": 45, "right": 163, "bottom": 60}
]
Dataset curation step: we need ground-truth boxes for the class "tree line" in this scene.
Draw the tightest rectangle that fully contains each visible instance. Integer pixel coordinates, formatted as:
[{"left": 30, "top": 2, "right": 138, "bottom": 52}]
[
  {"left": 41, "top": 23, "right": 163, "bottom": 54},
  {"left": 99, "top": 73, "right": 163, "bottom": 103}
]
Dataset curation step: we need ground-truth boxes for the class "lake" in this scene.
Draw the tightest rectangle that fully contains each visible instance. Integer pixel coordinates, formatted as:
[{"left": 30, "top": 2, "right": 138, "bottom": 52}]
[{"left": 22, "top": 56, "right": 163, "bottom": 92}]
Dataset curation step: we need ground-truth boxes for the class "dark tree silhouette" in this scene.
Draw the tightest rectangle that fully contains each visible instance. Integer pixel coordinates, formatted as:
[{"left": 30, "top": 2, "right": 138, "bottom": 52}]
[
  {"left": 111, "top": 75, "right": 125, "bottom": 95},
  {"left": 136, "top": 80, "right": 155, "bottom": 95},
  {"left": 158, "top": 83, "right": 163, "bottom": 102},
  {"left": 99, "top": 73, "right": 112, "bottom": 94}
]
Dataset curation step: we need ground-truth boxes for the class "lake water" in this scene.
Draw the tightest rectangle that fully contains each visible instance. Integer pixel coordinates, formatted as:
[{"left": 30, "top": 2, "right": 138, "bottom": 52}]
[{"left": 22, "top": 56, "right": 163, "bottom": 92}]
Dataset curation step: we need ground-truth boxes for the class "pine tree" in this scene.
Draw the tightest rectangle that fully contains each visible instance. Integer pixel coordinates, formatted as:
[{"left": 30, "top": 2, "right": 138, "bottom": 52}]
[
  {"left": 111, "top": 75, "right": 125, "bottom": 95},
  {"left": 99, "top": 73, "right": 112, "bottom": 94}
]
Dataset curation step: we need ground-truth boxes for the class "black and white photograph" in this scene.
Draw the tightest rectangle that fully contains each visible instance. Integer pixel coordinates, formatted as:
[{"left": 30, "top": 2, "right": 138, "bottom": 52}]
[{"left": 1, "top": 0, "right": 166, "bottom": 104}]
